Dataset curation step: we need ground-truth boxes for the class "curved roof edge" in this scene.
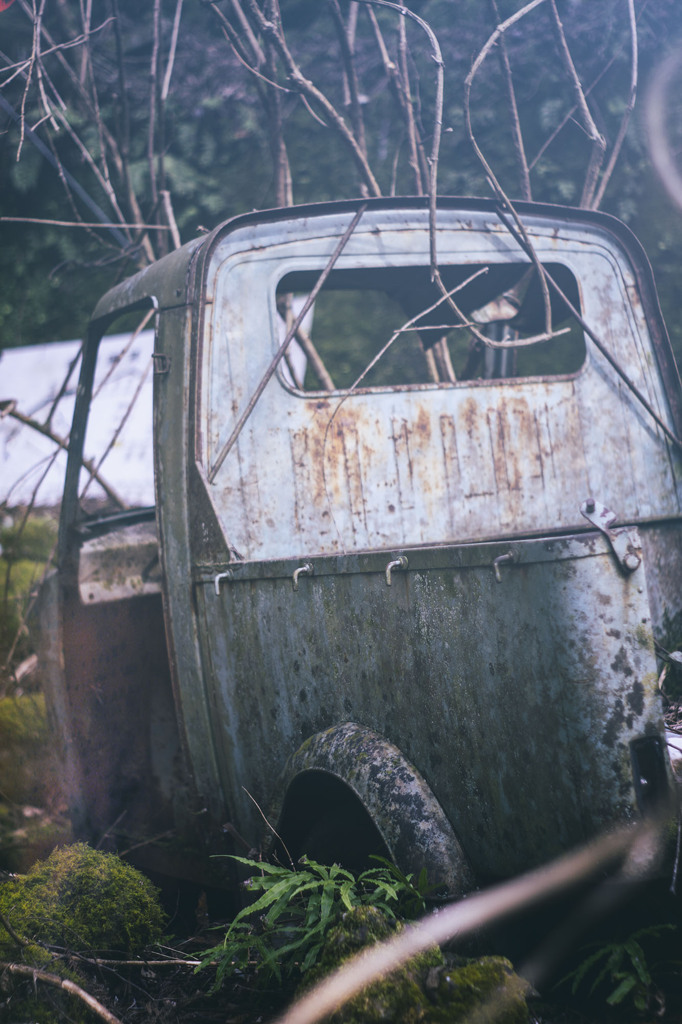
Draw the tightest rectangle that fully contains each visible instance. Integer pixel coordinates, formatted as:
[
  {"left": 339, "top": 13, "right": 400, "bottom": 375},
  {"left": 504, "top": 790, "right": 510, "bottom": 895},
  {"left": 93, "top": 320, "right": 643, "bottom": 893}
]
[{"left": 88, "top": 195, "right": 681, "bottom": 433}]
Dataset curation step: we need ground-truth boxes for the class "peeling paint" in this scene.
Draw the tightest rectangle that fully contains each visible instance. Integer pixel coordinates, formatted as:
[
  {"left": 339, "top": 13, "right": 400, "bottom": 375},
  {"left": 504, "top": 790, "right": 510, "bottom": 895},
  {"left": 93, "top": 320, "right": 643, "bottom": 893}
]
[{"left": 39, "top": 200, "right": 682, "bottom": 891}]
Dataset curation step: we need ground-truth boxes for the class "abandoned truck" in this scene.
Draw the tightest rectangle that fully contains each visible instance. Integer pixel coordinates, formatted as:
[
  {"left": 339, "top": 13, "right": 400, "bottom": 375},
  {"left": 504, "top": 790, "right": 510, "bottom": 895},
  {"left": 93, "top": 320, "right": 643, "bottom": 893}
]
[{"left": 36, "top": 197, "right": 682, "bottom": 899}]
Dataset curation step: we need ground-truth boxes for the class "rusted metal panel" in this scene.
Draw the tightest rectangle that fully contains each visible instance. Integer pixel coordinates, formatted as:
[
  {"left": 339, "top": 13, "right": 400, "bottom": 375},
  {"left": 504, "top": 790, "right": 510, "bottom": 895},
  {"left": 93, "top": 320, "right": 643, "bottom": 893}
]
[
  {"left": 78, "top": 520, "right": 162, "bottom": 604},
  {"left": 198, "top": 209, "right": 682, "bottom": 564},
  {"left": 269, "top": 723, "right": 476, "bottom": 896},
  {"left": 193, "top": 532, "right": 664, "bottom": 879},
  {"left": 45, "top": 198, "right": 681, "bottom": 889}
]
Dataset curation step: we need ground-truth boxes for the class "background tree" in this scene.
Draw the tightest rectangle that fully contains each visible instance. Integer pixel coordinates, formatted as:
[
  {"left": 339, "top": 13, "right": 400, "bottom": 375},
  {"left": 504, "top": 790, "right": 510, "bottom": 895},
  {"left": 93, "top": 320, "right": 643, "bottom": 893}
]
[{"left": 1, "top": 0, "right": 682, "bottom": 352}]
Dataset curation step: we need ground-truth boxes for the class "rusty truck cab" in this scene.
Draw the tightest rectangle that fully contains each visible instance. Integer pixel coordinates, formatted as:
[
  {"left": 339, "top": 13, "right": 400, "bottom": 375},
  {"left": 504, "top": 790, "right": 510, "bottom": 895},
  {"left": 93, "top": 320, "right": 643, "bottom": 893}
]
[{"left": 42, "top": 198, "right": 682, "bottom": 894}]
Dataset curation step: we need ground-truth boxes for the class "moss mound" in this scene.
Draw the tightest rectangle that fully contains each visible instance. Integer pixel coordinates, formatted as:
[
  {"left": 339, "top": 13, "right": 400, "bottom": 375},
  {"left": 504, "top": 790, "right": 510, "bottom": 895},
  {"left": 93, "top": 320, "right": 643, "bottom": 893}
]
[
  {"left": 0, "top": 842, "right": 166, "bottom": 956},
  {"left": 430, "top": 956, "right": 529, "bottom": 1024},
  {"left": 300, "top": 906, "right": 529, "bottom": 1024}
]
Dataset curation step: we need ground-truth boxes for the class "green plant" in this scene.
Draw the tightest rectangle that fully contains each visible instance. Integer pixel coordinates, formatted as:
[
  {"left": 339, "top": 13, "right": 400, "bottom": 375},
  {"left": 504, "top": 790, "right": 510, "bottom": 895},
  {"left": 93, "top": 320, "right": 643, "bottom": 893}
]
[
  {"left": 0, "top": 513, "right": 56, "bottom": 691},
  {"left": 0, "top": 842, "right": 166, "bottom": 957},
  {"left": 562, "top": 924, "right": 675, "bottom": 1014},
  {"left": 196, "top": 854, "right": 433, "bottom": 989}
]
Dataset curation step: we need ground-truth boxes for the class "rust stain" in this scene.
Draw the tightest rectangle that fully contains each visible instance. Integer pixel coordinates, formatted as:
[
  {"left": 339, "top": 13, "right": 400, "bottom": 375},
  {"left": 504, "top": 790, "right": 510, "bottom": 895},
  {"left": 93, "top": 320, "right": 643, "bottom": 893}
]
[
  {"left": 415, "top": 404, "right": 431, "bottom": 440},
  {"left": 533, "top": 407, "right": 551, "bottom": 486},
  {"left": 457, "top": 399, "right": 496, "bottom": 499},
  {"left": 487, "top": 407, "right": 507, "bottom": 495},
  {"left": 336, "top": 418, "right": 368, "bottom": 540},
  {"left": 291, "top": 427, "right": 331, "bottom": 530},
  {"left": 439, "top": 414, "right": 461, "bottom": 534},
  {"left": 391, "top": 417, "right": 415, "bottom": 514}
]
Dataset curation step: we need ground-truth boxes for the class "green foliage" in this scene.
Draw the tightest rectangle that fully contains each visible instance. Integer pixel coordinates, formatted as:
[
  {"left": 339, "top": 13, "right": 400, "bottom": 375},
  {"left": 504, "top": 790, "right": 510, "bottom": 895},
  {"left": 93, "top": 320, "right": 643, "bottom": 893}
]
[
  {"left": 0, "top": 842, "right": 166, "bottom": 957},
  {"left": 562, "top": 924, "right": 675, "bottom": 1014},
  {"left": 196, "top": 854, "right": 433, "bottom": 989},
  {"left": 301, "top": 909, "right": 528, "bottom": 1024},
  {"left": 0, "top": 692, "right": 48, "bottom": 747},
  {"left": 0, "top": 514, "right": 56, "bottom": 688},
  {"left": 0, "top": 693, "right": 70, "bottom": 818}
]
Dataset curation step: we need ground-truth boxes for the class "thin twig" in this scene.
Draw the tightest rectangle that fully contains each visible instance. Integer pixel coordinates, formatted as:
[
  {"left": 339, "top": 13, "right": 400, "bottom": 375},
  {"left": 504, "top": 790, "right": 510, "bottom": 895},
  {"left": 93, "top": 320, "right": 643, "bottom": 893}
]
[
  {"left": 264, "top": 33, "right": 293, "bottom": 206},
  {"left": 208, "top": 204, "right": 367, "bottom": 482},
  {"left": 398, "top": 14, "right": 423, "bottom": 192},
  {"left": 231, "top": 0, "right": 265, "bottom": 66},
  {"left": 242, "top": 785, "right": 295, "bottom": 870},
  {"left": 244, "top": 0, "right": 382, "bottom": 197},
  {"left": 1, "top": 403, "right": 127, "bottom": 508},
  {"left": 207, "top": 2, "right": 291, "bottom": 92},
  {"left": 0, "top": 217, "right": 171, "bottom": 230},
  {"left": 0, "top": 961, "right": 123, "bottom": 1024},
  {"left": 161, "top": 0, "right": 184, "bottom": 101},
  {"left": 278, "top": 295, "right": 335, "bottom": 389},
  {"left": 327, "top": 0, "right": 368, "bottom": 162},
  {"left": 488, "top": 0, "right": 531, "bottom": 200},
  {"left": 91, "top": 309, "right": 155, "bottom": 401},
  {"left": 362, "top": 2, "right": 427, "bottom": 190},
  {"left": 77, "top": 955, "right": 202, "bottom": 967},
  {"left": 548, "top": 0, "right": 605, "bottom": 209},
  {"left": 161, "top": 190, "right": 182, "bottom": 249},
  {"left": 463, "top": 0, "right": 556, "bottom": 342},
  {"left": 148, "top": 0, "right": 161, "bottom": 218},
  {"left": 80, "top": 357, "right": 153, "bottom": 503},
  {"left": 591, "top": 0, "right": 637, "bottom": 210},
  {"left": 357, "top": 1, "right": 443, "bottom": 260},
  {"left": 0, "top": 909, "right": 29, "bottom": 949}
]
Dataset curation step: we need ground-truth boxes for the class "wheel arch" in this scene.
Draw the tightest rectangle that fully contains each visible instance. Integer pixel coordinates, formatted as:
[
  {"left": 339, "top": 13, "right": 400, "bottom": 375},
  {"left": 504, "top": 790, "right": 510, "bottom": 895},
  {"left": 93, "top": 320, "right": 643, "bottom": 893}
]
[{"left": 266, "top": 722, "right": 475, "bottom": 899}]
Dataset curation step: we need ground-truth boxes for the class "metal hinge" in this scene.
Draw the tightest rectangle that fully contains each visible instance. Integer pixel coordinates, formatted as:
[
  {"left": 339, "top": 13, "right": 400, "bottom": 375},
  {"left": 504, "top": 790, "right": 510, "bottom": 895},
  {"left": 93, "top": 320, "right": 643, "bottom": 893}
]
[
  {"left": 580, "top": 498, "right": 641, "bottom": 573},
  {"left": 152, "top": 353, "right": 171, "bottom": 374}
]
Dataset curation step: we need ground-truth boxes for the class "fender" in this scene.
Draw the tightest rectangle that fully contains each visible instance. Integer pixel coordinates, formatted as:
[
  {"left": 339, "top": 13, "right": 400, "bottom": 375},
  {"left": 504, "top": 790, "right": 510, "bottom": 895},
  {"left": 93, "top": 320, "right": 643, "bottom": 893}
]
[{"left": 268, "top": 722, "right": 475, "bottom": 899}]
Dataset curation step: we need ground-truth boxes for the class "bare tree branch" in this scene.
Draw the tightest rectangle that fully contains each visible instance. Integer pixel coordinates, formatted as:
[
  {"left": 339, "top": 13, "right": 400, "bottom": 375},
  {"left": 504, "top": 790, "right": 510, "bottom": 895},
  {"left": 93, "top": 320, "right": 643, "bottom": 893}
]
[
  {"left": 161, "top": 190, "right": 182, "bottom": 249},
  {"left": 327, "top": 0, "right": 368, "bottom": 163},
  {"left": 148, "top": 0, "right": 162, "bottom": 227},
  {"left": 0, "top": 961, "right": 123, "bottom": 1024},
  {"left": 397, "top": 13, "right": 423, "bottom": 192},
  {"left": 231, "top": 0, "right": 265, "bottom": 66},
  {"left": 460, "top": 0, "right": 558, "bottom": 347},
  {"left": 0, "top": 216, "right": 171, "bottom": 230},
  {"left": 161, "top": 0, "right": 184, "bottom": 102},
  {"left": 548, "top": 0, "right": 606, "bottom": 209},
  {"left": 591, "top": 0, "right": 637, "bottom": 210},
  {"left": 244, "top": 0, "right": 382, "bottom": 197},
  {"left": 264, "top": 33, "right": 293, "bottom": 206},
  {"left": 0, "top": 402, "right": 127, "bottom": 509},
  {"left": 488, "top": 0, "right": 531, "bottom": 201}
]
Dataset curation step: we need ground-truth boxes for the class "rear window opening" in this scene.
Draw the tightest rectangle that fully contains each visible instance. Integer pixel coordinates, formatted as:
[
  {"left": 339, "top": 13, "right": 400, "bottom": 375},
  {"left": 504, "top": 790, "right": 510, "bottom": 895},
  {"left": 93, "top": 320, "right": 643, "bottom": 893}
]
[{"left": 276, "top": 262, "right": 585, "bottom": 392}]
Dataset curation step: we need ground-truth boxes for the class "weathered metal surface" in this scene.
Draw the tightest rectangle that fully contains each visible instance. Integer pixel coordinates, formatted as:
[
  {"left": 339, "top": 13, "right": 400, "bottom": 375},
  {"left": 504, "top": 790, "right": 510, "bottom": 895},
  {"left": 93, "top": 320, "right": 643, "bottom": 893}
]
[
  {"left": 193, "top": 532, "right": 664, "bottom": 880},
  {"left": 270, "top": 723, "right": 475, "bottom": 897},
  {"left": 580, "top": 499, "right": 642, "bottom": 573},
  {"left": 78, "top": 520, "right": 162, "bottom": 603},
  {"left": 198, "top": 207, "right": 682, "bottom": 564},
  {"left": 44, "top": 198, "right": 682, "bottom": 888}
]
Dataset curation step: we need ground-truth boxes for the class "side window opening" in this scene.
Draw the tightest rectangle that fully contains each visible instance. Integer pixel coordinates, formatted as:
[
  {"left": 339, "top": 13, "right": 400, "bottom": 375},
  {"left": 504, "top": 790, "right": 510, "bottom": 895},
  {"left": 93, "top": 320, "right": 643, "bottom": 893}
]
[
  {"left": 276, "top": 262, "right": 585, "bottom": 393},
  {"left": 76, "top": 313, "right": 156, "bottom": 525}
]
